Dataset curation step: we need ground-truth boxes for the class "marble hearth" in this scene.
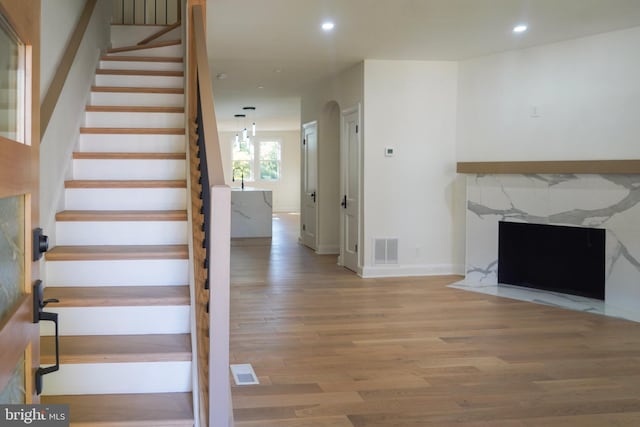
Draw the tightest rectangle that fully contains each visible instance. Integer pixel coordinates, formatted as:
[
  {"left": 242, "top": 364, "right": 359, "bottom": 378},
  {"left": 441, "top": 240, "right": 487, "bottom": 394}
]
[{"left": 454, "top": 172, "right": 640, "bottom": 322}]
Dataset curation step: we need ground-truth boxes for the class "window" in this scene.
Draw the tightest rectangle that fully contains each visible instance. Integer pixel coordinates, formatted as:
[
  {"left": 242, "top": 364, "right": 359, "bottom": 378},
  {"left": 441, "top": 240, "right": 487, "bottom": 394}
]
[
  {"left": 0, "top": 15, "right": 26, "bottom": 143},
  {"left": 232, "top": 139, "right": 254, "bottom": 181},
  {"left": 259, "top": 140, "right": 281, "bottom": 180},
  {"left": 232, "top": 139, "right": 281, "bottom": 182}
]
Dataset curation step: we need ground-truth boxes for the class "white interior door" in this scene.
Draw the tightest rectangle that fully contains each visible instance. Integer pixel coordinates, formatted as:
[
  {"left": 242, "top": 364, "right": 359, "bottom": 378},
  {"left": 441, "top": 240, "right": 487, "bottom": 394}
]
[
  {"left": 301, "top": 122, "right": 317, "bottom": 249},
  {"left": 341, "top": 109, "right": 360, "bottom": 272}
]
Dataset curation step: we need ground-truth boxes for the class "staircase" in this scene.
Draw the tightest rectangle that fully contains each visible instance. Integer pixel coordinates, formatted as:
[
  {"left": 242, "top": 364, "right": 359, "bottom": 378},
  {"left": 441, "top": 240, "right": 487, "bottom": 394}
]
[{"left": 41, "top": 25, "right": 195, "bottom": 426}]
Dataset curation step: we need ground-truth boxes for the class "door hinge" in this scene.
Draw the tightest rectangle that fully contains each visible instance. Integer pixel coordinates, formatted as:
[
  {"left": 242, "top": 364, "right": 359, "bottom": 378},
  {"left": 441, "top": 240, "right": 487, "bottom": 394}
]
[
  {"left": 356, "top": 125, "right": 359, "bottom": 133},
  {"left": 355, "top": 244, "right": 358, "bottom": 253},
  {"left": 302, "top": 224, "right": 306, "bottom": 231},
  {"left": 303, "top": 138, "right": 306, "bottom": 145}
]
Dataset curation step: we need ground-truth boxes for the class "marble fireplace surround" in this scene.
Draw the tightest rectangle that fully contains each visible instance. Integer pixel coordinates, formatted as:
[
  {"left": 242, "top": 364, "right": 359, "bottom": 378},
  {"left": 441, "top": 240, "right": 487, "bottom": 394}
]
[{"left": 454, "top": 160, "right": 640, "bottom": 322}]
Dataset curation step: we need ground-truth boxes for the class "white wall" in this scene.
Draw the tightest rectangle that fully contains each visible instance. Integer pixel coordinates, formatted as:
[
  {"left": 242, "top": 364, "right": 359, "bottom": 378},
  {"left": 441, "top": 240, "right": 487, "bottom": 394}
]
[
  {"left": 218, "top": 130, "right": 300, "bottom": 212},
  {"left": 40, "top": 0, "right": 112, "bottom": 245},
  {"left": 362, "top": 60, "right": 463, "bottom": 277},
  {"left": 457, "top": 26, "right": 640, "bottom": 161},
  {"left": 301, "top": 62, "right": 364, "bottom": 254}
]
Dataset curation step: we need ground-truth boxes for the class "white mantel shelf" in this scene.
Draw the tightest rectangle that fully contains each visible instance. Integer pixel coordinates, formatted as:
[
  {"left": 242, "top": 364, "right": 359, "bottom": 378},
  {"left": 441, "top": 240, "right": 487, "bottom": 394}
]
[{"left": 457, "top": 160, "right": 640, "bottom": 175}]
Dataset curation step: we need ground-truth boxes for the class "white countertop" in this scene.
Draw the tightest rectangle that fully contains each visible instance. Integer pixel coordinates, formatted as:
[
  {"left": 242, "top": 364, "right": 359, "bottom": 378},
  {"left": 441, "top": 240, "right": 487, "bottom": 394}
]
[{"left": 231, "top": 186, "right": 271, "bottom": 192}]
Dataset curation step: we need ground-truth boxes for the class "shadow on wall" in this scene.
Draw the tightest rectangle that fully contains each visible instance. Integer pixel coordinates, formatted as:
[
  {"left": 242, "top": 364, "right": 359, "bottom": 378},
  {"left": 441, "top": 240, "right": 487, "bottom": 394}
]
[{"left": 316, "top": 100, "right": 341, "bottom": 254}]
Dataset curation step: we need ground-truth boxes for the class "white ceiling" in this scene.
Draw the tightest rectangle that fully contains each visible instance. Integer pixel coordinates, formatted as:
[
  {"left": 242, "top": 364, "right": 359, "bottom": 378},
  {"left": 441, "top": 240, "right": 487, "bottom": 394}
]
[{"left": 207, "top": 0, "right": 640, "bottom": 131}]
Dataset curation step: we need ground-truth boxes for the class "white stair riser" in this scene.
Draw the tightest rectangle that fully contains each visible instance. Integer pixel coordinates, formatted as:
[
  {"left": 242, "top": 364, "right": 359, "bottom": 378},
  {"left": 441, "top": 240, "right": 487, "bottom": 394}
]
[
  {"left": 73, "top": 159, "right": 186, "bottom": 180},
  {"left": 99, "top": 60, "right": 183, "bottom": 72},
  {"left": 155, "top": 27, "right": 182, "bottom": 43},
  {"left": 84, "top": 111, "right": 184, "bottom": 128},
  {"left": 65, "top": 188, "right": 186, "bottom": 210},
  {"left": 79, "top": 134, "right": 185, "bottom": 153},
  {"left": 109, "top": 44, "right": 182, "bottom": 58},
  {"left": 110, "top": 25, "right": 175, "bottom": 48},
  {"left": 56, "top": 221, "right": 188, "bottom": 245},
  {"left": 42, "top": 362, "right": 191, "bottom": 395},
  {"left": 46, "top": 259, "right": 188, "bottom": 286},
  {"left": 90, "top": 91, "right": 183, "bottom": 107},
  {"left": 95, "top": 74, "right": 183, "bottom": 89},
  {"left": 41, "top": 306, "right": 190, "bottom": 336}
]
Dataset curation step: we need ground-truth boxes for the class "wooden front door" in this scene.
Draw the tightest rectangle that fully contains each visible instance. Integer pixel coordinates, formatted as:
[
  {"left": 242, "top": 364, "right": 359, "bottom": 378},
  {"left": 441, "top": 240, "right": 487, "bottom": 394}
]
[{"left": 0, "top": 0, "right": 41, "bottom": 405}]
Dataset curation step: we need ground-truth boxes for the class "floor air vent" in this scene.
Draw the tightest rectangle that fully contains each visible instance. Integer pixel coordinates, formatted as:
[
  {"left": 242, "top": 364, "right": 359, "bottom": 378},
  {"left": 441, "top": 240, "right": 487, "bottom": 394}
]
[
  {"left": 374, "top": 238, "right": 399, "bottom": 265},
  {"left": 230, "top": 363, "right": 259, "bottom": 386}
]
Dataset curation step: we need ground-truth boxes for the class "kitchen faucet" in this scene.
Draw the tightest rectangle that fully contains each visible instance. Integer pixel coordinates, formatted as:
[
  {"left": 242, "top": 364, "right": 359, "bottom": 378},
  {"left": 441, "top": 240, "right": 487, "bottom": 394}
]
[{"left": 232, "top": 167, "right": 245, "bottom": 190}]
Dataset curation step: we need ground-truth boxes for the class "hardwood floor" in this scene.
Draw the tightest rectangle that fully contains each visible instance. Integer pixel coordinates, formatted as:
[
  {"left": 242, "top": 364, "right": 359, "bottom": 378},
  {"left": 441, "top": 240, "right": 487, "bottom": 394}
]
[{"left": 230, "top": 213, "right": 640, "bottom": 426}]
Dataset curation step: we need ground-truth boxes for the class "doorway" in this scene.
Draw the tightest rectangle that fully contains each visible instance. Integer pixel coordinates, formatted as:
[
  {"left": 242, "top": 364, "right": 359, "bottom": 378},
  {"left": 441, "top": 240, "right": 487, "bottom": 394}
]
[
  {"left": 300, "top": 121, "right": 317, "bottom": 250},
  {"left": 340, "top": 106, "right": 361, "bottom": 272}
]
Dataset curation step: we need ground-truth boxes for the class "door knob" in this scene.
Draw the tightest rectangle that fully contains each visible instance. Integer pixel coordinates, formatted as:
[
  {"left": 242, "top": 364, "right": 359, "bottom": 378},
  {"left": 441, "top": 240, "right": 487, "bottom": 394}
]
[{"left": 311, "top": 191, "right": 316, "bottom": 203}]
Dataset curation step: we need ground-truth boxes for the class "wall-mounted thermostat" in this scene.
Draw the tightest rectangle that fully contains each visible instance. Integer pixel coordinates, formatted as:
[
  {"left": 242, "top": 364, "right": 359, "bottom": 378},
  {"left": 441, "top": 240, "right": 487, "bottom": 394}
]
[{"left": 385, "top": 147, "right": 394, "bottom": 157}]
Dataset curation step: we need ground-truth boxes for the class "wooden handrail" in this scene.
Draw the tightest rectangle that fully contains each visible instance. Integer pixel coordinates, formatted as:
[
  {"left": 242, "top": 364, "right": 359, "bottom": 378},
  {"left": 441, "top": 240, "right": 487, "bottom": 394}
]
[
  {"left": 193, "top": 5, "right": 224, "bottom": 186},
  {"left": 40, "top": 0, "right": 97, "bottom": 140},
  {"left": 189, "top": 4, "right": 232, "bottom": 427}
]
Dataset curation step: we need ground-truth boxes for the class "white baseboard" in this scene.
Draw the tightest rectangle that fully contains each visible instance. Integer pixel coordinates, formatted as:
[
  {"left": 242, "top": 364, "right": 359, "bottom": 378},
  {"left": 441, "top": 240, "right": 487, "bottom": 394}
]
[
  {"left": 315, "top": 245, "right": 339, "bottom": 255},
  {"left": 360, "top": 263, "right": 464, "bottom": 278},
  {"left": 273, "top": 207, "right": 300, "bottom": 213}
]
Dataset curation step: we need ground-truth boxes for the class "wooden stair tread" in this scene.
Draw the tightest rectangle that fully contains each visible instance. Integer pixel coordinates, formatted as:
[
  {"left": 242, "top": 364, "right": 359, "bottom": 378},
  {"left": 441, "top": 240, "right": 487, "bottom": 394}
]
[
  {"left": 100, "top": 55, "right": 183, "bottom": 63},
  {"left": 42, "top": 393, "right": 193, "bottom": 426},
  {"left": 86, "top": 105, "right": 184, "bottom": 113},
  {"left": 45, "top": 245, "right": 188, "bottom": 261},
  {"left": 106, "top": 39, "right": 181, "bottom": 54},
  {"left": 42, "top": 334, "right": 191, "bottom": 364},
  {"left": 73, "top": 152, "right": 186, "bottom": 160},
  {"left": 91, "top": 86, "right": 184, "bottom": 94},
  {"left": 80, "top": 127, "right": 184, "bottom": 135},
  {"left": 44, "top": 285, "right": 190, "bottom": 307},
  {"left": 64, "top": 180, "right": 186, "bottom": 188},
  {"left": 56, "top": 210, "right": 187, "bottom": 221},
  {"left": 96, "top": 69, "right": 183, "bottom": 77}
]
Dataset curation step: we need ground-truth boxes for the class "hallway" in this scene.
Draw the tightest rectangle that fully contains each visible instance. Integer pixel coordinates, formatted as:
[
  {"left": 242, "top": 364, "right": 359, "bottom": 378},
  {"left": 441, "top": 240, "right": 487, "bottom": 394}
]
[{"left": 229, "top": 214, "right": 640, "bottom": 427}]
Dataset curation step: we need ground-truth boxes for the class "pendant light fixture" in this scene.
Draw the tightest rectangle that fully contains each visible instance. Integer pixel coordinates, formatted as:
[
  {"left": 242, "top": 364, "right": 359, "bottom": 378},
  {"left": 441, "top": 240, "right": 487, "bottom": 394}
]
[
  {"left": 234, "top": 113, "right": 246, "bottom": 147},
  {"left": 243, "top": 106, "right": 256, "bottom": 137}
]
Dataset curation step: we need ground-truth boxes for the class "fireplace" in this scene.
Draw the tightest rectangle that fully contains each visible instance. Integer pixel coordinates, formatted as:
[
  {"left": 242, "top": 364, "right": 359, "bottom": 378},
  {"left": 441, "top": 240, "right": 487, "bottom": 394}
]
[{"left": 498, "top": 221, "right": 605, "bottom": 300}]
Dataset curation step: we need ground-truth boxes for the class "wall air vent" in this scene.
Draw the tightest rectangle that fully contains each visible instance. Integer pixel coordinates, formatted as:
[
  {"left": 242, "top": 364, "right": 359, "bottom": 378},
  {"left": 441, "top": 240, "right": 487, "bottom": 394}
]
[{"left": 374, "top": 238, "right": 398, "bottom": 265}]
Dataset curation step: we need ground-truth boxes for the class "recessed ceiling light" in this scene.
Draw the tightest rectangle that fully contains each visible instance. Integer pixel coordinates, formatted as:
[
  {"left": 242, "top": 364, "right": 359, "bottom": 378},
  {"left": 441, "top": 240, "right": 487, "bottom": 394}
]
[
  {"left": 257, "top": 85, "right": 264, "bottom": 89},
  {"left": 322, "top": 21, "right": 335, "bottom": 31},
  {"left": 513, "top": 24, "right": 528, "bottom": 34}
]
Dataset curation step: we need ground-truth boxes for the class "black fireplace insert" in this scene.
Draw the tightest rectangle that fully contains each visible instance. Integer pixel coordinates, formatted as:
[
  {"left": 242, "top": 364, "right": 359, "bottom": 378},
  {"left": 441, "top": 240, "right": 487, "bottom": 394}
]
[{"left": 498, "top": 221, "right": 605, "bottom": 300}]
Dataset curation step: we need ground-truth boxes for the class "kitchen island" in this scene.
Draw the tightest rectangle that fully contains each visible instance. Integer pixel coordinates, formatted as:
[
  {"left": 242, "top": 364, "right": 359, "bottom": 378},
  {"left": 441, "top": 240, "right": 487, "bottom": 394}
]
[{"left": 231, "top": 187, "right": 272, "bottom": 238}]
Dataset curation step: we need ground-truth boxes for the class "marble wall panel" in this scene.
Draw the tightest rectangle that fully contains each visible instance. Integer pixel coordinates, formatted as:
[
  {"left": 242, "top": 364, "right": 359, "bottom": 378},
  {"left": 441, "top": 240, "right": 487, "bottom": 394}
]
[{"left": 465, "top": 174, "right": 640, "bottom": 313}]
